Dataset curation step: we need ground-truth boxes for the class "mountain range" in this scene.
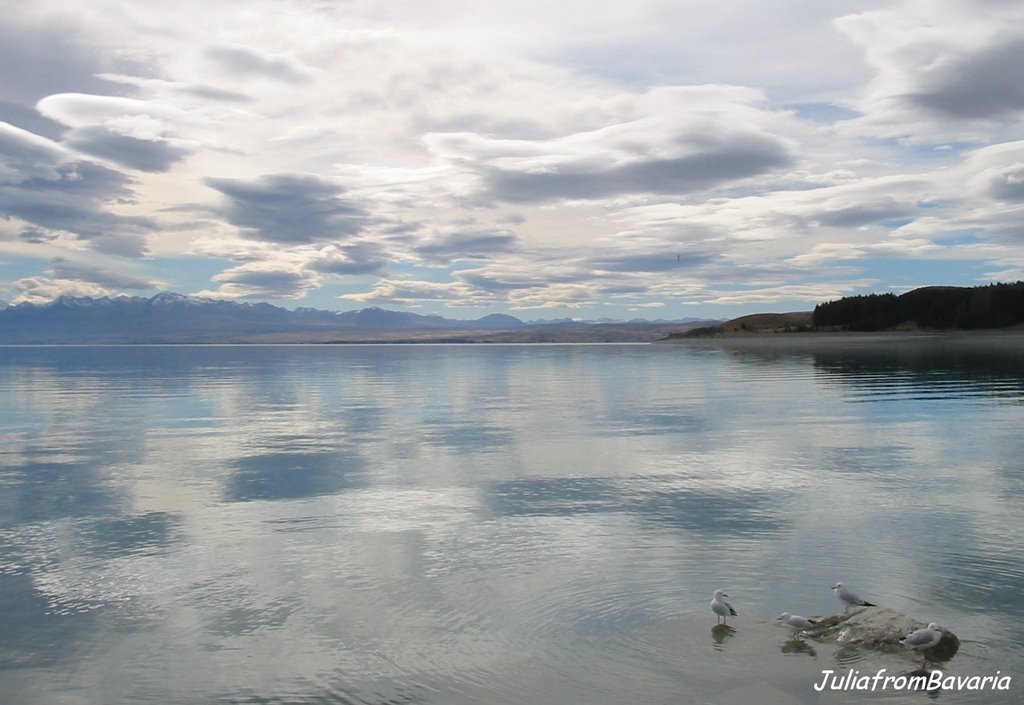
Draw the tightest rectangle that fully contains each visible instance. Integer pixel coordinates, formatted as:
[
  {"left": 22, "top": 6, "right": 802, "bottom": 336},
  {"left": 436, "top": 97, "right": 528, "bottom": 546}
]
[{"left": 0, "top": 292, "right": 715, "bottom": 344}]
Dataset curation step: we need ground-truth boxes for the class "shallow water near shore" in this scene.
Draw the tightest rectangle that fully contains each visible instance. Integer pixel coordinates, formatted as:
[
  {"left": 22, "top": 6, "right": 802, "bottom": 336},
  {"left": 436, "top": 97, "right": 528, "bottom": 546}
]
[{"left": 1, "top": 342, "right": 1022, "bottom": 704}]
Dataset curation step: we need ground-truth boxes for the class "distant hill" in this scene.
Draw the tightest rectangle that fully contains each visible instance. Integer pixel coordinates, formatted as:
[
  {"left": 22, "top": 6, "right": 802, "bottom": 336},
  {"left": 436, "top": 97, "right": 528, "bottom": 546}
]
[
  {"left": 813, "top": 282, "right": 1024, "bottom": 331},
  {"left": 0, "top": 293, "right": 716, "bottom": 344},
  {"left": 666, "top": 311, "right": 813, "bottom": 339},
  {"left": 667, "top": 282, "right": 1024, "bottom": 340}
]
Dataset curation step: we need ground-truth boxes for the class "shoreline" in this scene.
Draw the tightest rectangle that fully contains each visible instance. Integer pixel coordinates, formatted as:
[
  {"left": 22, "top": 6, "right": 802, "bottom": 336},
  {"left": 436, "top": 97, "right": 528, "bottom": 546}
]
[{"left": 659, "top": 328, "right": 1024, "bottom": 352}]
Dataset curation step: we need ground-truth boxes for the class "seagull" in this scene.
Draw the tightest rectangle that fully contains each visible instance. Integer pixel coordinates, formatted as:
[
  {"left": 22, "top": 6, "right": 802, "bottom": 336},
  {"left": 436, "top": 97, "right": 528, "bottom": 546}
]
[
  {"left": 832, "top": 582, "right": 876, "bottom": 612},
  {"left": 899, "top": 623, "right": 943, "bottom": 667},
  {"left": 711, "top": 590, "right": 737, "bottom": 624},
  {"left": 778, "top": 612, "right": 817, "bottom": 636}
]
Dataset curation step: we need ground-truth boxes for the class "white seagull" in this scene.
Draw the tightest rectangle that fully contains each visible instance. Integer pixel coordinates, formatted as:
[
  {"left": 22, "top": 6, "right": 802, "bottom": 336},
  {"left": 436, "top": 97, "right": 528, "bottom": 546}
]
[
  {"left": 711, "top": 590, "right": 737, "bottom": 624},
  {"left": 832, "top": 582, "right": 876, "bottom": 612},
  {"left": 778, "top": 612, "right": 817, "bottom": 636},
  {"left": 899, "top": 622, "right": 943, "bottom": 667}
]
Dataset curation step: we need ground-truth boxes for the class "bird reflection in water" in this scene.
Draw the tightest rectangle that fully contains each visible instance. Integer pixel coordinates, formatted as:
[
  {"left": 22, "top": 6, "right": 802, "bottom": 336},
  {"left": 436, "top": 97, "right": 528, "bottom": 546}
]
[
  {"left": 711, "top": 623, "right": 736, "bottom": 649},
  {"left": 780, "top": 637, "right": 817, "bottom": 657}
]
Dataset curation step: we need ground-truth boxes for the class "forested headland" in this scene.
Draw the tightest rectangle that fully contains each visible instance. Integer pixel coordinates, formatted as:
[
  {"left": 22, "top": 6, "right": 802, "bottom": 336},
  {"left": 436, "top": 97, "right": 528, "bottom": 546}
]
[{"left": 813, "top": 282, "right": 1024, "bottom": 331}]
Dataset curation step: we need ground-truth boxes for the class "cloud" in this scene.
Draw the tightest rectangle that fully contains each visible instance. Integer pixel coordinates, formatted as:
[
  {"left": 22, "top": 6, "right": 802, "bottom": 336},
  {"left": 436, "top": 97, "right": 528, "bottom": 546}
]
[
  {"left": 18, "top": 227, "right": 57, "bottom": 244},
  {"left": 204, "top": 174, "right": 372, "bottom": 244},
  {"left": 706, "top": 283, "right": 863, "bottom": 306},
  {"left": 35, "top": 93, "right": 193, "bottom": 172},
  {"left": 788, "top": 239, "right": 941, "bottom": 267},
  {"left": 963, "top": 141, "right": 1024, "bottom": 203},
  {"left": 588, "top": 249, "right": 719, "bottom": 274},
  {"left": 342, "top": 272, "right": 601, "bottom": 310},
  {"left": 455, "top": 261, "right": 582, "bottom": 293},
  {"left": 0, "top": 166, "right": 154, "bottom": 256},
  {"left": 0, "top": 121, "right": 155, "bottom": 256},
  {"left": 36, "top": 94, "right": 172, "bottom": 131},
  {"left": 836, "top": 0, "right": 1024, "bottom": 140},
  {"left": 8, "top": 256, "right": 163, "bottom": 304},
  {"left": 0, "top": 100, "right": 64, "bottom": 141},
  {"left": 204, "top": 43, "right": 313, "bottom": 84},
  {"left": 309, "top": 242, "right": 389, "bottom": 276},
  {"left": 3, "top": 1, "right": 1024, "bottom": 317},
  {"left": 425, "top": 88, "right": 793, "bottom": 203},
  {"left": 198, "top": 261, "right": 322, "bottom": 300},
  {"left": 12, "top": 276, "right": 118, "bottom": 304},
  {"left": 906, "top": 37, "right": 1024, "bottom": 121},
  {"left": 338, "top": 255, "right": 603, "bottom": 309},
  {"left": 63, "top": 126, "right": 190, "bottom": 172},
  {"left": 414, "top": 229, "right": 519, "bottom": 263},
  {"left": 178, "top": 84, "right": 253, "bottom": 104},
  {"left": 46, "top": 257, "right": 163, "bottom": 290},
  {"left": 341, "top": 278, "right": 474, "bottom": 306},
  {"left": 0, "top": 9, "right": 135, "bottom": 112},
  {"left": 479, "top": 140, "right": 789, "bottom": 203},
  {"left": 607, "top": 174, "right": 936, "bottom": 255},
  {"left": 813, "top": 200, "right": 917, "bottom": 229},
  {"left": 0, "top": 120, "right": 67, "bottom": 182}
]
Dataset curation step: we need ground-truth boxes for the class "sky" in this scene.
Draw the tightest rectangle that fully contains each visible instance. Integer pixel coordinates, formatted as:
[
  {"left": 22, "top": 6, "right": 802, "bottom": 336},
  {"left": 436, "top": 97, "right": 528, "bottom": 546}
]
[{"left": 1, "top": 0, "right": 1023, "bottom": 320}]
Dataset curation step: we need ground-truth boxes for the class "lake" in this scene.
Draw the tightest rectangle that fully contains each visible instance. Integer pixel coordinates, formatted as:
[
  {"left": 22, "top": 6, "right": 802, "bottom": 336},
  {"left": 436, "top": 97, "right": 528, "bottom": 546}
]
[{"left": 1, "top": 341, "right": 1022, "bottom": 704}]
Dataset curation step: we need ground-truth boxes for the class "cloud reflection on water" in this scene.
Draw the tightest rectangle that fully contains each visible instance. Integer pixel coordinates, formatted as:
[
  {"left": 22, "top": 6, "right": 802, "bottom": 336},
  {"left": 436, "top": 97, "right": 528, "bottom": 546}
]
[
  {"left": 0, "top": 344, "right": 1022, "bottom": 704},
  {"left": 225, "top": 451, "right": 368, "bottom": 503},
  {"left": 485, "top": 476, "right": 789, "bottom": 536}
]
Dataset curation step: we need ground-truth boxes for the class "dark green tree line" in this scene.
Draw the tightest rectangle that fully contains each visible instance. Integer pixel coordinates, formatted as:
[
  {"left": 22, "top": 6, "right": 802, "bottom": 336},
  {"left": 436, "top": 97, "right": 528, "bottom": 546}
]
[{"left": 813, "top": 282, "right": 1024, "bottom": 330}]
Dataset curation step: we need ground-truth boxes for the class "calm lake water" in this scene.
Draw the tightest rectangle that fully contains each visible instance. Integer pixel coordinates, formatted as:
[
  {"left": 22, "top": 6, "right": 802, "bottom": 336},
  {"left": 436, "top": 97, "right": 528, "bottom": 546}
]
[{"left": 1, "top": 341, "right": 1022, "bottom": 704}]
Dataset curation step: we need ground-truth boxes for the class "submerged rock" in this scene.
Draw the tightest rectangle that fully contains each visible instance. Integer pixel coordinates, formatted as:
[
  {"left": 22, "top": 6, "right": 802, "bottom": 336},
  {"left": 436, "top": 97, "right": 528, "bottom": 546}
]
[{"left": 804, "top": 607, "right": 960, "bottom": 663}]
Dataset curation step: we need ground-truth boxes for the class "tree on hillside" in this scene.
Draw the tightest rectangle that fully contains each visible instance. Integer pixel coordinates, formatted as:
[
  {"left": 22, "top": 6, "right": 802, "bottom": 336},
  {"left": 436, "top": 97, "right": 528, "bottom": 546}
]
[
  {"left": 814, "top": 293, "right": 900, "bottom": 330},
  {"left": 813, "top": 282, "right": 1024, "bottom": 331}
]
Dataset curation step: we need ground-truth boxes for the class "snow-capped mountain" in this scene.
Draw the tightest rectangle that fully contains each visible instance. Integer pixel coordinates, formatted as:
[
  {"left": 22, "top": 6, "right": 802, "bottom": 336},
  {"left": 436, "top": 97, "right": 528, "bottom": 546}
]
[
  {"left": 0, "top": 292, "right": 716, "bottom": 344},
  {"left": 0, "top": 292, "right": 527, "bottom": 343}
]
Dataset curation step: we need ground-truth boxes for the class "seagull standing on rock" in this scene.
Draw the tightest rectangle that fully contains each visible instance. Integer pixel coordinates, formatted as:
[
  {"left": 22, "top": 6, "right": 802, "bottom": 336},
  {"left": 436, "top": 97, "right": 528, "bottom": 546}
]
[
  {"left": 778, "top": 612, "right": 817, "bottom": 636},
  {"left": 832, "top": 582, "right": 876, "bottom": 612},
  {"left": 711, "top": 590, "right": 737, "bottom": 625},
  {"left": 899, "top": 622, "right": 943, "bottom": 667}
]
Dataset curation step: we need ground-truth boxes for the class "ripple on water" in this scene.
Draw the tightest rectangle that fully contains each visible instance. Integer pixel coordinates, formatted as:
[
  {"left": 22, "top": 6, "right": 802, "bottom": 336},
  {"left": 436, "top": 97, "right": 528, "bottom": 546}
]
[{"left": 1, "top": 344, "right": 1023, "bottom": 705}]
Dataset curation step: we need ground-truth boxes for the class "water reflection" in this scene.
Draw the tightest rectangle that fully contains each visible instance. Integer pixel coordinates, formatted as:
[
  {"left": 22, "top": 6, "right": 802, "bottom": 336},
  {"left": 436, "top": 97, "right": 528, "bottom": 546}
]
[
  {"left": 809, "top": 341, "right": 1024, "bottom": 404},
  {"left": 609, "top": 409, "right": 708, "bottom": 436},
  {"left": 421, "top": 422, "right": 515, "bottom": 451},
  {"left": 77, "top": 511, "right": 183, "bottom": 558},
  {"left": 710, "top": 623, "right": 736, "bottom": 648},
  {"left": 0, "top": 460, "right": 121, "bottom": 525},
  {"left": 225, "top": 450, "right": 367, "bottom": 502},
  {"left": 484, "top": 478, "right": 789, "bottom": 535},
  {"left": 630, "top": 487, "right": 789, "bottom": 535},
  {"left": 780, "top": 637, "right": 817, "bottom": 657},
  {"left": 0, "top": 343, "right": 1021, "bottom": 705},
  {"left": 204, "top": 596, "right": 298, "bottom": 638}
]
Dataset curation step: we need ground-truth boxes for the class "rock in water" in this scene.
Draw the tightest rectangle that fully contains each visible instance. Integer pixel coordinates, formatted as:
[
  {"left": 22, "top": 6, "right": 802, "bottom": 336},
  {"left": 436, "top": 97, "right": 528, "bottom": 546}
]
[{"left": 803, "top": 607, "right": 960, "bottom": 662}]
